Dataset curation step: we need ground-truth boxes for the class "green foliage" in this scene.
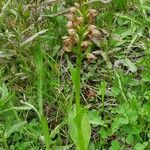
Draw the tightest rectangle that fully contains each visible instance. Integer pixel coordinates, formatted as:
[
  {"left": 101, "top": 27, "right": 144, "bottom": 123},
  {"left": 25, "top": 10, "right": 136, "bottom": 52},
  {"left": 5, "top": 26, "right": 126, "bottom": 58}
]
[
  {"left": 68, "top": 106, "right": 91, "bottom": 150},
  {"left": 40, "top": 115, "right": 51, "bottom": 150},
  {"left": 0, "top": 0, "right": 150, "bottom": 149}
]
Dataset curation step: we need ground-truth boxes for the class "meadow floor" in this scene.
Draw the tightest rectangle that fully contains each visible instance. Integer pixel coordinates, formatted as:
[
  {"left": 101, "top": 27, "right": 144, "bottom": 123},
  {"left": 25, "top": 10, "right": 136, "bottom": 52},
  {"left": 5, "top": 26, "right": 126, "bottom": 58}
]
[{"left": 0, "top": 0, "right": 150, "bottom": 149}]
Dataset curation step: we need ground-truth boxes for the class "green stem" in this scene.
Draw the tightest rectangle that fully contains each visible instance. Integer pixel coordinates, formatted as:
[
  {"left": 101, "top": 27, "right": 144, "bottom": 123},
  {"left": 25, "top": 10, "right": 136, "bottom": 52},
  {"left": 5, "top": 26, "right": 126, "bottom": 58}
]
[
  {"left": 75, "top": 56, "right": 82, "bottom": 113},
  {"left": 73, "top": 42, "right": 85, "bottom": 149},
  {"left": 75, "top": 54, "right": 85, "bottom": 150}
]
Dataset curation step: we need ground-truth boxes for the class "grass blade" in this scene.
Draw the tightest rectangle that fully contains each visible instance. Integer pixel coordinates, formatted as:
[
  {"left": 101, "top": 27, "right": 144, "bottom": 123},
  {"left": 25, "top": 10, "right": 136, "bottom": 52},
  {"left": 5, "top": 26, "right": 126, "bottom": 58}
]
[
  {"left": 34, "top": 41, "right": 44, "bottom": 116},
  {"left": 41, "top": 115, "right": 51, "bottom": 150},
  {"left": 21, "top": 29, "right": 48, "bottom": 46}
]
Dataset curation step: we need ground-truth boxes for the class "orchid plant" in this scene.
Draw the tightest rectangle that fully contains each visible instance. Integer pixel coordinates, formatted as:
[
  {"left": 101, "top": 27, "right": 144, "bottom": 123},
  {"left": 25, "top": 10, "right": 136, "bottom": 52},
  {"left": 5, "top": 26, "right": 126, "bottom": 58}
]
[{"left": 62, "top": 0, "right": 101, "bottom": 149}]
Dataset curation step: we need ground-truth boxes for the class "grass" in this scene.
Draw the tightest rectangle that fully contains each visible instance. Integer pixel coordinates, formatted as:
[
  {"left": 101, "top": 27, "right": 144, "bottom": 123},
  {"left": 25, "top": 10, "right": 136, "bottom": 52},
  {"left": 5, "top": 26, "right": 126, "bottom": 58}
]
[{"left": 0, "top": 0, "right": 150, "bottom": 149}]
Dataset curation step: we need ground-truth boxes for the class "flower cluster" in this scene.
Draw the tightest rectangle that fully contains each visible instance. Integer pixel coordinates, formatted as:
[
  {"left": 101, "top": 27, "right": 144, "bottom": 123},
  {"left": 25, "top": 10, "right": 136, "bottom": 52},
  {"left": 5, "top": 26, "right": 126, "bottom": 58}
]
[{"left": 63, "top": 1, "right": 101, "bottom": 62}]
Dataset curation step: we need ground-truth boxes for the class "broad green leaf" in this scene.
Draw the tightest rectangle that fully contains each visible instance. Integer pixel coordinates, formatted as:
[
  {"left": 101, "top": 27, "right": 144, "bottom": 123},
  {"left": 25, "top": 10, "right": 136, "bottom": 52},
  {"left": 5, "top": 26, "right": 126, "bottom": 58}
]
[
  {"left": 123, "top": 124, "right": 141, "bottom": 134},
  {"left": 140, "top": 103, "right": 150, "bottom": 117},
  {"left": 111, "top": 117, "right": 129, "bottom": 133},
  {"left": 79, "top": 114, "right": 91, "bottom": 150},
  {"left": 110, "top": 140, "right": 121, "bottom": 150},
  {"left": 126, "top": 134, "right": 134, "bottom": 144},
  {"left": 87, "top": 110, "right": 105, "bottom": 126},
  {"left": 99, "top": 128, "right": 108, "bottom": 139},
  {"left": 88, "top": 142, "right": 95, "bottom": 150},
  {"left": 111, "top": 86, "right": 120, "bottom": 97},
  {"left": 134, "top": 142, "right": 148, "bottom": 150},
  {"left": 116, "top": 102, "right": 129, "bottom": 114},
  {"left": 126, "top": 108, "right": 138, "bottom": 122},
  {"left": 116, "top": 102, "right": 138, "bottom": 122},
  {"left": 73, "top": 107, "right": 87, "bottom": 126},
  {"left": 68, "top": 107, "right": 91, "bottom": 150}
]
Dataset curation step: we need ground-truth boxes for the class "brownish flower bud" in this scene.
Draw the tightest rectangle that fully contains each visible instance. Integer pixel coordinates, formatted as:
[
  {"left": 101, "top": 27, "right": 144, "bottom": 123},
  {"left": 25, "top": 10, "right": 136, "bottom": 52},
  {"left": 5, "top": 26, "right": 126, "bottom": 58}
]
[
  {"left": 63, "top": 46, "right": 72, "bottom": 52},
  {"left": 86, "top": 53, "right": 96, "bottom": 62},
  {"left": 69, "top": 7, "right": 77, "bottom": 13},
  {"left": 81, "top": 41, "right": 91, "bottom": 50},
  {"left": 89, "top": 9, "right": 98, "bottom": 17},
  {"left": 92, "top": 29, "right": 101, "bottom": 37},
  {"left": 68, "top": 28, "right": 76, "bottom": 36},
  {"left": 88, "top": 9, "right": 98, "bottom": 23},
  {"left": 67, "top": 29, "right": 79, "bottom": 42},
  {"left": 66, "top": 13, "right": 75, "bottom": 21},
  {"left": 76, "top": 17, "right": 84, "bottom": 25},
  {"left": 88, "top": 25, "right": 97, "bottom": 32},
  {"left": 66, "top": 21, "right": 74, "bottom": 29},
  {"left": 63, "top": 36, "right": 71, "bottom": 46},
  {"left": 74, "top": 3, "right": 80, "bottom": 8},
  {"left": 88, "top": 29, "right": 101, "bottom": 45}
]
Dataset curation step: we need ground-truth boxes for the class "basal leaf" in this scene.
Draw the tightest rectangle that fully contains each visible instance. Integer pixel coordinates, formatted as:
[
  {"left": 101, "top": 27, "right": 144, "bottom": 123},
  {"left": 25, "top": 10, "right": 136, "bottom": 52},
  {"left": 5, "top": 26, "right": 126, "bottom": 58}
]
[{"left": 68, "top": 107, "right": 91, "bottom": 150}]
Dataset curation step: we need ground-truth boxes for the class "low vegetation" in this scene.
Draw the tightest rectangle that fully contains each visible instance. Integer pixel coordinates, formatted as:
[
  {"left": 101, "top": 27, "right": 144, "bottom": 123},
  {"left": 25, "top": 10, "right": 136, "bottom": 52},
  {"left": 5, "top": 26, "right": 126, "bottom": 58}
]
[{"left": 0, "top": 0, "right": 150, "bottom": 149}]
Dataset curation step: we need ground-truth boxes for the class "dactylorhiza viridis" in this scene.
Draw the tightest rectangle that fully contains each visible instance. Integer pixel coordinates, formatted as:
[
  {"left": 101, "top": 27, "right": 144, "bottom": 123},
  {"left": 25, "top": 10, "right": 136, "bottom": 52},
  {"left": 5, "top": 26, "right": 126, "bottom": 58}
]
[{"left": 62, "top": 1, "right": 101, "bottom": 150}]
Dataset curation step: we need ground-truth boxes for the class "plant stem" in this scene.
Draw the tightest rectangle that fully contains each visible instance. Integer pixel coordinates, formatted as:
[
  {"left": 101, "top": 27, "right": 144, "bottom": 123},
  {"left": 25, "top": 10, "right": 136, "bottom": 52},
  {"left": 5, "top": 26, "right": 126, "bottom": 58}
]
[
  {"left": 75, "top": 57, "right": 85, "bottom": 150},
  {"left": 75, "top": 42, "right": 84, "bottom": 150},
  {"left": 75, "top": 51, "right": 85, "bottom": 150},
  {"left": 75, "top": 55, "right": 82, "bottom": 113}
]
